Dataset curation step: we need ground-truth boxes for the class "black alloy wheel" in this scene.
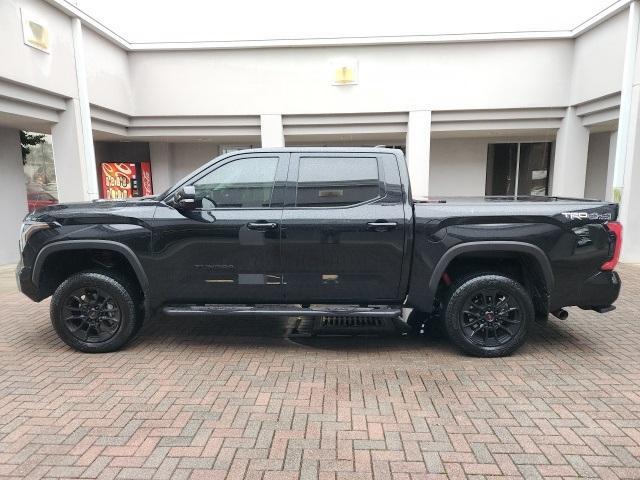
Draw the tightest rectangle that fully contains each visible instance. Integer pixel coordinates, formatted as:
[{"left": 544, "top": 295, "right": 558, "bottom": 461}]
[
  {"left": 62, "top": 287, "right": 122, "bottom": 343},
  {"left": 443, "top": 274, "right": 533, "bottom": 357},
  {"left": 460, "top": 289, "right": 522, "bottom": 347},
  {"left": 51, "top": 272, "right": 140, "bottom": 353}
]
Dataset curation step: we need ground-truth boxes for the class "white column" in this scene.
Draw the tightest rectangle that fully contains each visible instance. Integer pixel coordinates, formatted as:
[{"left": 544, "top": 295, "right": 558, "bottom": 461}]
[
  {"left": 71, "top": 18, "right": 98, "bottom": 199},
  {"left": 612, "top": 1, "right": 640, "bottom": 203},
  {"left": 149, "top": 142, "right": 173, "bottom": 193},
  {"left": 551, "top": 107, "right": 589, "bottom": 197},
  {"left": 605, "top": 131, "right": 617, "bottom": 202},
  {"left": 51, "top": 19, "right": 97, "bottom": 202},
  {"left": 619, "top": 86, "right": 640, "bottom": 262},
  {"left": 52, "top": 99, "right": 92, "bottom": 202},
  {"left": 260, "top": 114, "right": 285, "bottom": 147},
  {"left": 0, "top": 128, "right": 28, "bottom": 264},
  {"left": 405, "top": 110, "right": 431, "bottom": 197},
  {"left": 612, "top": 1, "right": 640, "bottom": 262}
]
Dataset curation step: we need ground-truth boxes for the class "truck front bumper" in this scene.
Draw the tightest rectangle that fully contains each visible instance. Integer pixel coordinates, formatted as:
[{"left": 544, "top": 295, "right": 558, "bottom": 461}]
[{"left": 15, "top": 261, "right": 40, "bottom": 301}]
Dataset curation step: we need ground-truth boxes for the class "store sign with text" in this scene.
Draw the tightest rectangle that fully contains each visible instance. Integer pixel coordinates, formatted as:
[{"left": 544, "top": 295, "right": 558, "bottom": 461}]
[{"left": 100, "top": 162, "right": 153, "bottom": 199}]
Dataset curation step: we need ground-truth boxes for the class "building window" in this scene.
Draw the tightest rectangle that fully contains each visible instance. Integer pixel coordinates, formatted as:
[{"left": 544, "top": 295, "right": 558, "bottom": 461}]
[
  {"left": 23, "top": 132, "right": 58, "bottom": 212},
  {"left": 219, "top": 145, "right": 256, "bottom": 155},
  {"left": 485, "top": 142, "right": 551, "bottom": 196}
]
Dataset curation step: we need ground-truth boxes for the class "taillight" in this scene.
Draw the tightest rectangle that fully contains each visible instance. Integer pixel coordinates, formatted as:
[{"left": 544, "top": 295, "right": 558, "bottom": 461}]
[{"left": 601, "top": 221, "right": 622, "bottom": 271}]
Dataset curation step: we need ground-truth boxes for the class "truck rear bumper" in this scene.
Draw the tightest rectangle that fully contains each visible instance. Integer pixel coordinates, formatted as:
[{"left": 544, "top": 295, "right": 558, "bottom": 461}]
[{"left": 578, "top": 270, "right": 621, "bottom": 310}]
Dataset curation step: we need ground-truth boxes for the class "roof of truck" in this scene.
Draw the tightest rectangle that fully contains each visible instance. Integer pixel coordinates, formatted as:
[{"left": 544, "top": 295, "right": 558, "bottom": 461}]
[{"left": 223, "top": 147, "right": 402, "bottom": 153}]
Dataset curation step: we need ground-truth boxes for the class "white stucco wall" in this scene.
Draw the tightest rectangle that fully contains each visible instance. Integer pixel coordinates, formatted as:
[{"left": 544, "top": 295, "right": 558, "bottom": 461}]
[
  {"left": 0, "top": 0, "right": 629, "bottom": 122},
  {"left": 83, "top": 28, "right": 134, "bottom": 115},
  {"left": 129, "top": 39, "right": 573, "bottom": 116},
  {"left": 0, "top": 128, "right": 28, "bottom": 264},
  {"left": 429, "top": 138, "right": 489, "bottom": 196},
  {"left": 0, "top": 0, "right": 77, "bottom": 98},
  {"left": 570, "top": 10, "right": 628, "bottom": 104},
  {"left": 165, "top": 142, "right": 229, "bottom": 180}
]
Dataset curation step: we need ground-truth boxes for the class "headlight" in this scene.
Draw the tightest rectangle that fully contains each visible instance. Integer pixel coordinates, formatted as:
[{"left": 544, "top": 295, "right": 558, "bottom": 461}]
[{"left": 18, "top": 221, "right": 51, "bottom": 252}]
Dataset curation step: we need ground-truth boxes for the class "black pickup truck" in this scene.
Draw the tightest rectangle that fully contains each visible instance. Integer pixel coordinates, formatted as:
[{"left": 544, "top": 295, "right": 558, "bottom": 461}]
[{"left": 16, "top": 148, "right": 622, "bottom": 357}]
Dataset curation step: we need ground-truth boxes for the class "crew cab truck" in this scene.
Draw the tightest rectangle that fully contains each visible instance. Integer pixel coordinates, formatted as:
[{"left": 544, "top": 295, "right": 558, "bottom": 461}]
[{"left": 16, "top": 148, "right": 622, "bottom": 357}]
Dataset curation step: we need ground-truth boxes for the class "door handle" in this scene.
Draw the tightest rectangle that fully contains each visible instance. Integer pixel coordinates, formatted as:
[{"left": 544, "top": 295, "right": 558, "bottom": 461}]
[
  {"left": 247, "top": 222, "right": 278, "bottom": 230},
  {"left": 367, "top": 221, "right": 398, "bottom": 231}
]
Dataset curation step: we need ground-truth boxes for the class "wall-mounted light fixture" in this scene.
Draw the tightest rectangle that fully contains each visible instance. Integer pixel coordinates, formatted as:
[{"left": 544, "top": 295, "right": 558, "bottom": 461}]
[
  {"left": 21, "top": 9, "right": 50, "bottom": 53},
  {"left": 331, "top": 59, "right": 358, "bottom": 85}
]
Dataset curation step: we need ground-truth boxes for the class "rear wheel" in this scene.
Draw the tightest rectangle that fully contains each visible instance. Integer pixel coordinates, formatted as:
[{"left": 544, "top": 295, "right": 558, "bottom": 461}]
[
  {"left": 442, "top": 274, "right": 532, "bottom": 357},
  {"left": 50, "top": 272, "right": 140, "bottom": 353}
]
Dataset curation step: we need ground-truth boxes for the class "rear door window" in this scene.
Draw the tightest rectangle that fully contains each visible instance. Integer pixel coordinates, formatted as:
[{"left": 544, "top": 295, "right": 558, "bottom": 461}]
[{"left": 295, "top": 156, "right": 380, "bottom": 207}]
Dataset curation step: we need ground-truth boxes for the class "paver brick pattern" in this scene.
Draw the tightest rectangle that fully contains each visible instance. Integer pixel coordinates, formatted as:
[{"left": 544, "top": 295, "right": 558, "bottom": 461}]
[{"left": 0, "top": 265, "right": 639, "bottom": 479}]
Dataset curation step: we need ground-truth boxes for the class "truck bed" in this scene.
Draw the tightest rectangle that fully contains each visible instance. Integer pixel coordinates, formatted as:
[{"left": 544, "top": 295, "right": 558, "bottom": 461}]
[
  {"left": 413, "top": 195, "right": 608, "bottom": 204},
  {"left": 407, "top": 194, "right": 620, "bottom": 313}
]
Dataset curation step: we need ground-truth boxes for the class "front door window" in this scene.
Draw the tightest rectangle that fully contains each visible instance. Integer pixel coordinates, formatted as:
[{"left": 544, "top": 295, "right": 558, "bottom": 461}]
[{"left": 193, "top": 156, "right": 279, "bottom": 209}]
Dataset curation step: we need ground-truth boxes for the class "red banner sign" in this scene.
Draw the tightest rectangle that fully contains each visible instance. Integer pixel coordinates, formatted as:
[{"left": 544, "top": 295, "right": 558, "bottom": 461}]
[{"left": 140, "top": 162, "right": 153, "bottom": 196}]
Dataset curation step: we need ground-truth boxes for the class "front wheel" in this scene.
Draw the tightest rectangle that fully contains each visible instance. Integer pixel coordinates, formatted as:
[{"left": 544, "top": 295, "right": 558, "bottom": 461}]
[
  {"left": 50, "top": 272, "right": 140, "bottom": 353},
  {"left": 443, "top": 274, "right": 533, "bottom": 357}
]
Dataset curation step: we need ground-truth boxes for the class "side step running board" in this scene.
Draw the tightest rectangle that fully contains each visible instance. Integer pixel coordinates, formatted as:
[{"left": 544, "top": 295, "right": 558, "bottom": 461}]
[{"left": 162, "top": 304, "right": 402, "bottom": 318}]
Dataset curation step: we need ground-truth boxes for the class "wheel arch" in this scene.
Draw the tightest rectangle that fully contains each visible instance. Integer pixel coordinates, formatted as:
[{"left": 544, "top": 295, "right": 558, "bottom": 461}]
[
  {"left": 32, "top": 240, "right": 149, "bottom": 295},
  {"left": 429, "top": 241, "right": 554, "bottom": 293},
  {"left": 410, "top": 241, "right": 554, "bottom": 313}
]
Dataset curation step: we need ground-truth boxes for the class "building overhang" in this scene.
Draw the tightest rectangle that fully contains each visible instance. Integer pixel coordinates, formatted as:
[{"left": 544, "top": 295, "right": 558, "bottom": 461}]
[{"left": 44, "top": 0, "right": 633, "bottom": 52}]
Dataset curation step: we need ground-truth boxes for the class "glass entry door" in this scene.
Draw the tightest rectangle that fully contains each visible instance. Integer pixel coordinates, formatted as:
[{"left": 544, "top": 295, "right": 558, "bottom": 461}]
[{"left": 485, "top": 142, "right": 551, "bottom": 196}]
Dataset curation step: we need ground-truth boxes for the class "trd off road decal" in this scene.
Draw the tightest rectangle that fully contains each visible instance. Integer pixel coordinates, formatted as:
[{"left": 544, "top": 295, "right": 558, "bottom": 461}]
[{"left": 561, "top": 211, "right": 612, "bottom": 221}]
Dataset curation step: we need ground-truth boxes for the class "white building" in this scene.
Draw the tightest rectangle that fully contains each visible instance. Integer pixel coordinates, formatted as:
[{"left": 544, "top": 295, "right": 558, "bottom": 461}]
[{"left": 1, "top": 0, "right": 639, "bottom": 264}]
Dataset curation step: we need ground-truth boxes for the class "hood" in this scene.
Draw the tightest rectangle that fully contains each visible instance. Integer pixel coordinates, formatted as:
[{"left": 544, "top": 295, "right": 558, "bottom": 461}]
[{"left": 28, "top": 196, "right": 163, "bottom": 224}]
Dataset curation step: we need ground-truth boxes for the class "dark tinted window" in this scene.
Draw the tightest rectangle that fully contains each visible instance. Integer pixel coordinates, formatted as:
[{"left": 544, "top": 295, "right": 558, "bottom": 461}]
[
  {"left": 518, "top": 142, "right": 551, "bottom": 196},
  {"left": 296, "top": 157, "right": 380, "bottom": 207},
  {"left": 193, "top": 156, "right": 278, "bottom": 209},
  {"left": 486, "top": 144, "right": 517, "bottom": 196},
  {"left": 485, "top": 142, "right": 551, "bottom": 196}
]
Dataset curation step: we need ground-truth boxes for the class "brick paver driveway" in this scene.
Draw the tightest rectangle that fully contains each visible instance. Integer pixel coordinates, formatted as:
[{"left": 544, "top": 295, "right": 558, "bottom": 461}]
[{"left": 0, "top": 265, "right": 639, "bottom": 480}]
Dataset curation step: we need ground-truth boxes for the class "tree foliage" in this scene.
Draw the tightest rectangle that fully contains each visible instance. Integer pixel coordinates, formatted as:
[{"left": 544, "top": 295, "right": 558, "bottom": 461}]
[{"left": 20, "top": 131, "right": 46, "bottom": 164}]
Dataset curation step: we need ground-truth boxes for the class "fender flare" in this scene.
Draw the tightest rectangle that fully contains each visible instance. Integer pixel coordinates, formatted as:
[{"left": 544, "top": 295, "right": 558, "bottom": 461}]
[
  {"left": 428, "top": 241, "right": 554, "bottom": 293},
  {"left": 32, "top": 240, "right": 149, "bottom": 292}
]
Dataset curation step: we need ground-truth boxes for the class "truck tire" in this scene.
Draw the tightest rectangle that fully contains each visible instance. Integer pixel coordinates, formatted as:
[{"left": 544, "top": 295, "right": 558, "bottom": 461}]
[
  {"left": 50, "top": 271, "right": 140, "bottom": 353},
  {"left": 442, "top": 274, "right": 533, "bottom": 357}
]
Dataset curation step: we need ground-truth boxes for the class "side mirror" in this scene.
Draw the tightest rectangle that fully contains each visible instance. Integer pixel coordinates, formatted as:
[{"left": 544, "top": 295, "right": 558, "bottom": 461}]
[{"left": 173, "top": 185, "right": 198, "bottom": 210}]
